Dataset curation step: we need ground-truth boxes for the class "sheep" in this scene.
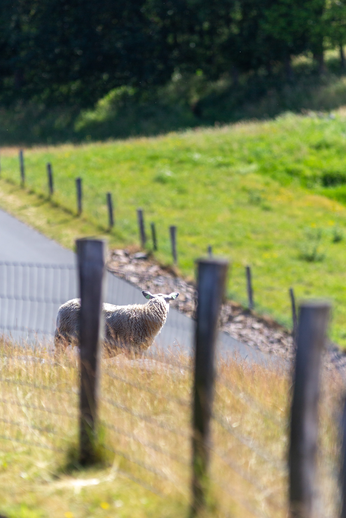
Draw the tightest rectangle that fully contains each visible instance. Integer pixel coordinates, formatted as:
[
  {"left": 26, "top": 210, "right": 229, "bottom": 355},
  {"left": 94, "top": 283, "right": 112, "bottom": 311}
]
[{"left": 54, "top": 290, "right": 179, "bottom": 356}]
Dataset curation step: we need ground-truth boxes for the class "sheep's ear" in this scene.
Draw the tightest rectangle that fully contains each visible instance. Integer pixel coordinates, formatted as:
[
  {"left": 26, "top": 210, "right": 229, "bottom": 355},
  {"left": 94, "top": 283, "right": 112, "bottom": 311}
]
[
  {"left": 168, "top": 292, "right": 179, "bottom": 300},
  {"left": 142, "top": 290, "right": 154, "bottom": 300}
]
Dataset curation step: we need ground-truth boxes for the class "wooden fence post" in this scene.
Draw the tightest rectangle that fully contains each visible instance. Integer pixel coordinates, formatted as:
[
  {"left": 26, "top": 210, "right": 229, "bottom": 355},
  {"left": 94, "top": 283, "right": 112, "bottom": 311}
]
[
  {"left": 76, "top": 177, "right": 82, "bottom": 215},
  {"left": 107, "top": 192, "right": 114, "bottom": 229},
  {"left": 170, "top": 225, "right": 177, "bottom": 265},
  {"left": 246, "top": 265, "right": 254, "bottom": 310},
  {"left": 288, "top": 301, "right": 330, "bottom": 518},
  {"left": 151, "top": 222, "right": 157, "bottom": 251},
  {"left": 340, "top": 396, "right": 346, "bottom": 518},
  {"left": 47, "top": 163, "right": 54, "bottom": 197},
  {"left": 76, "top": 238, "right": 107, "bottom": 465},
  {"left": 289, "top": 287, "right": 298, "bottom": 347},
  {"left": 137, "top": 208, "right": 146, "bottom": 248},
  {"left": 191, "top": 258, "right": 229, "bottom": 517},
  {"left": 19, "top": 149, "right": 25, "bottom": 186}
]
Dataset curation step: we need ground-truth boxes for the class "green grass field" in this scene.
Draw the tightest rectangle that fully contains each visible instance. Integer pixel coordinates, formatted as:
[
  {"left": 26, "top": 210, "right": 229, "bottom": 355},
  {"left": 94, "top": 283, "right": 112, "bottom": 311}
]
[{"left": 2, "top": 110, "right": 346, "bottom": 344}]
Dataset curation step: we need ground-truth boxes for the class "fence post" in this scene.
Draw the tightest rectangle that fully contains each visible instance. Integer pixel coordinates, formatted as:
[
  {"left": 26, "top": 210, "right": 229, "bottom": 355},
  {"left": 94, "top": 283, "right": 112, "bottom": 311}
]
[
  {"left": 288, "top": 300, "right": 330, "bottom": 518},
  {"left": 340, "top": 396, "right": 346, "bottom": 518},
  {"left": 137, "top": 208, "right": 146, "bottom": 248},
  {"left": 47, "top": 163, "right": 54, "bottom": 197},
  {"left": 19, "top": 149, "right": 25, "bottom": 186},
  {"left": 107, "top": 192, "right": 114, "bottom": 229},
  {"left": 170, "top": 225, "right": 177, "bottom": 265},
  {"left": 77, "top": 238, "right": 107, "bottom": 465},
  {"left": 151, "top": 222, "right": 157, "bottom": 251},
  {"left": 191, "top": 258, "right": 229, "bottom": 517},
  {"left": 289, "top": 287, "right": 298, "bottom": 347},
  {"left": 246, "top": 265, "right": 254, "bottom": 310},
  {"left": 207, "top": 245, "right": 212, "bottom": 257},
  {"left": 76, "top": 177, "right": 82, "bottom": 215}
]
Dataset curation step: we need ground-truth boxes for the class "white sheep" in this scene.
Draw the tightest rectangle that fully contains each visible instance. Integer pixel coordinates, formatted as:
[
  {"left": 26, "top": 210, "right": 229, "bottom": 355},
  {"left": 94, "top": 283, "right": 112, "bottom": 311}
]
[{"left": 54, "top": 290, "right": 179, "bottom": 356}]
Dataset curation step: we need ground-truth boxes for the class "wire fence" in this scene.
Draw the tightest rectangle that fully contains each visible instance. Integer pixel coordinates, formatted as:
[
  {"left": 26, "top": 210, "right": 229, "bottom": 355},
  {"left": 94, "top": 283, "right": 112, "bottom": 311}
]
[
  {"left": 0, "top": 261, "right": 193, "bottom": 351},
  {"left": 0, "top": 256, "right": 343, "bottom": 517}
]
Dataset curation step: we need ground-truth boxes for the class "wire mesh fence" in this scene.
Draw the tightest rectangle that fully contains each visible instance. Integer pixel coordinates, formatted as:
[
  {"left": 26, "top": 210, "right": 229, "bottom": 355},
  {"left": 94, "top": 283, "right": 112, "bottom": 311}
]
[
  {"left": 0, "top": 261, "right": 193, "bottom": 351},
  {"left": 0, "top": 258, "right": 343, "bottom": 517}
]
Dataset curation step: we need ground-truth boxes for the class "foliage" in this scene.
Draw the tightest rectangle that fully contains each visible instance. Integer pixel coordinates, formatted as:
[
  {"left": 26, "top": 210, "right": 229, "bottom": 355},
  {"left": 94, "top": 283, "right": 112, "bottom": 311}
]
[
  {"left": 2, "top": 0, "right": 346, "bottom": 108},
  {"left": 331, "top": 224, "right": 343, "bottom": 243},
  {"left": 299, "top": 228, "right": 325, "bottom": 262},
  {"left": 4, "top": 53, "right": 346, "bottom": 145}
]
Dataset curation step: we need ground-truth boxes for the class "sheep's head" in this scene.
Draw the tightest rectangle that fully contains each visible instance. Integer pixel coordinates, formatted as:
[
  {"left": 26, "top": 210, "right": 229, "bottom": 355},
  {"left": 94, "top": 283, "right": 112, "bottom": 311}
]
[{"left": 142, "top": 291, "right": 179, "bottom": 306}]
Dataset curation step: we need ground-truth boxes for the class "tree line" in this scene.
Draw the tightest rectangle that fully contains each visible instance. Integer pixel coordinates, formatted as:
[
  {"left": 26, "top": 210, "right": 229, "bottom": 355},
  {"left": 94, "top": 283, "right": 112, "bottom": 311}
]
[{"left": 1, "top": 0, "right": 346, "bottom": 107}]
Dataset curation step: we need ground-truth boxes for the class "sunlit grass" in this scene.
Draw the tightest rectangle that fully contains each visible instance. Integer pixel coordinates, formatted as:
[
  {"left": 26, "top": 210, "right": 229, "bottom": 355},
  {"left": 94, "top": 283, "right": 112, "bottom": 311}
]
[{"left": 0, "top": 336, "right": 342, "bottom": 517}]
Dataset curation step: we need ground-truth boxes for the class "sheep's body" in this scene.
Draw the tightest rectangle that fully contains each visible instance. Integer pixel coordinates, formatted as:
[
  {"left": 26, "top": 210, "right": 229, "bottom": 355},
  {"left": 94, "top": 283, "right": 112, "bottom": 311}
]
[{"left": 54, "top": 291, "right": 179, "bottom": 356}]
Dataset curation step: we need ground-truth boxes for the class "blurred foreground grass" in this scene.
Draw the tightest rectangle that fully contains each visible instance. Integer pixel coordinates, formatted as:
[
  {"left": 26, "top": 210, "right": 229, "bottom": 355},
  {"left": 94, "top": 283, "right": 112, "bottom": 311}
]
[{"left": 0, "top": 337, "right": 341, "bottom": 517}]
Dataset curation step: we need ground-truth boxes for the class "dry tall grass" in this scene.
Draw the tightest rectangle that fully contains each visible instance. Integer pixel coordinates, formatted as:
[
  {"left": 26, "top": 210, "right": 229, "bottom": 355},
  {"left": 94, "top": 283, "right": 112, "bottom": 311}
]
[{"left": 0, "top": 337, "right": 343, "bottom": 518}]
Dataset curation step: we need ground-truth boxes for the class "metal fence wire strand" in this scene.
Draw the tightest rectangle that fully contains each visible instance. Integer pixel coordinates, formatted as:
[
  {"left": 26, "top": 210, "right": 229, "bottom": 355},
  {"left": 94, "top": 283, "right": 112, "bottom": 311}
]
[
  {"left": 101, "top": 396, "right": 191, "bottom": 439},
  {"left": 215, "top": 375, "right": 285, "bottom": 428},
  {"left": 0, "top": 259, "right": 339, "bottom": 517},
  {"left": 0, "top": 397, "right": 77, "bottom": 419},
  {"left": 102, "top": 422, "right": 189, "bottom": 466},
  {"left": 212, "top": 411, "right": 287, "bottom": 473},
  {"left": 211, "top": 445, "right": 287, "bottom": 512},
  {"left": 103, "top": 369, "right": 190, "bottom": 408}
]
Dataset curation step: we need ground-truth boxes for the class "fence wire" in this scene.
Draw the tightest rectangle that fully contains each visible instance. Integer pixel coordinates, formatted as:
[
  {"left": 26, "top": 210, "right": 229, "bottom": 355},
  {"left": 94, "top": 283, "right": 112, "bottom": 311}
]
[{"left": 0, "top": 261, "right": 341, "bottom": 517}]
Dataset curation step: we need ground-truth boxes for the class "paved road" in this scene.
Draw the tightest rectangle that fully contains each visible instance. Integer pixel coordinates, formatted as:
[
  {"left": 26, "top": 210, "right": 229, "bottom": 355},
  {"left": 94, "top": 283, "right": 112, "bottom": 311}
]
[{"left": 0, "top": 209, "right": 272, "bottom": 365}]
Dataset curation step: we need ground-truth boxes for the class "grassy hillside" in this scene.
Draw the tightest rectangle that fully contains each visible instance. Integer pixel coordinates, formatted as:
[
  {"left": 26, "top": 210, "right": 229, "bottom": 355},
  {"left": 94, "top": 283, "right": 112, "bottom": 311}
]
[
  {"left": 2, "top": 111, "right": 346, "bottom": 344},
  {"left": 0, "top": 340, "right": 339, "bottom": 517}
]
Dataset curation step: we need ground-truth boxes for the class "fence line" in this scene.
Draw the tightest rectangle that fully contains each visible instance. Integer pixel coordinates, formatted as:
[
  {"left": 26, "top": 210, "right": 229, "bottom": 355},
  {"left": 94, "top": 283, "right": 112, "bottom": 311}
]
[
  {"left": 212, "top": 412, "right": 287, "bottom": 472},
  {"left": 0, "top": 238, "right": 342, "bottom": 516},
  {"left": 216, "top": 376, "right": 285, "bottom": 427},
  {"left": 0, "top": 434, "right": 64, "bottom": 453},
  {"left": 102, "top": 422, "right": 189, "bottom": 466},
  {"left": 103, "top": 369, "right": 190, "bottom": 407},
  {"left": 0, "top": 397, "right": 77, "bottom": 419},
  {"left": 101, "top": 395, "right": 191, "bottom": 439}
]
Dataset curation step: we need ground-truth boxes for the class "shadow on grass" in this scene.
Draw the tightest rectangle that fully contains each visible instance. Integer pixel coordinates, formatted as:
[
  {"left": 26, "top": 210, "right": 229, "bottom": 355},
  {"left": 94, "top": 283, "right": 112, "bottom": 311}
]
[{"left": 3, "top": 57, "right": 346, "bottom": 146}]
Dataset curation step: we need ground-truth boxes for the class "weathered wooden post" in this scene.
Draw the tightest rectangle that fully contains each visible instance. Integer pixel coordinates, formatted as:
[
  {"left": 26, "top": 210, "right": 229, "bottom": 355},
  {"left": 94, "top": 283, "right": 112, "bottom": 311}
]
[
  {"left": 170, "top": 225, "right": 177, "bottom": 265},
  {"left": 288, "top": 301, "right": 330, "bottom": 518},
  {"left": 289, "top": 287, "right": 298, "bottom": 347},
  {"left": 107, "top": 192, "right": 114, "bottom": 229},
  {"left": 47, "top": 163, "right": 54, "bottom": 197},
  {"left": 340, "top": 396, "right": 346, "bottom": 518},
  {"left": 246, "top": 265, "right": 254, "bottom": 310},
  {"left": 77, "top": 238, "right": 107, "bottom": 465},
  {"left": 137, "top": 209, "right": 146, "bottom": 248},
  {"left": 151, "top": 222, "right": 157, "bottom": 251},
  {"left": 76, "top": 177, "right": 82, "bottom": 215},
  {"left": 207, "top": 245, "right": 212, "bottom": 257},
  {"left": 19, "top": 149, "right": 25, "bottom": 186},
  {"left": 191, "top": 258, "right": 229, "bottom": 517}
]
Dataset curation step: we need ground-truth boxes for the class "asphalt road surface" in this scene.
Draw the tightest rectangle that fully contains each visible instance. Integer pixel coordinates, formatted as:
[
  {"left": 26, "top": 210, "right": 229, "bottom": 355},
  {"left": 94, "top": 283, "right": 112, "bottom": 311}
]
[{"left": 0, "top": 208, "right": 271, "bottom": 364}]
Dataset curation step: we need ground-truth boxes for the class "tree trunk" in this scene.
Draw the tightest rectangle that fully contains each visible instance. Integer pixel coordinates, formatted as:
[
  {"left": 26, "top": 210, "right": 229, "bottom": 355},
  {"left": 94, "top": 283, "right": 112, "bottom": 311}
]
[
  {"left": 284, "top": 54, "right": 294, "bottom": 83},
  {"left": 266, "top": 62, "right": 272, "bottom": 77},
  {"left": 231, "top": 65, "right": 239, "bottom": 86},
  {"left": 14, "top": 70, "right": 24, "bottom": 89},
  {"left": 313, "top": 51, "right": 326, "bottom": 75},
  {"left": 340, "top": 45, "right": 346, "bottom": 71}
]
